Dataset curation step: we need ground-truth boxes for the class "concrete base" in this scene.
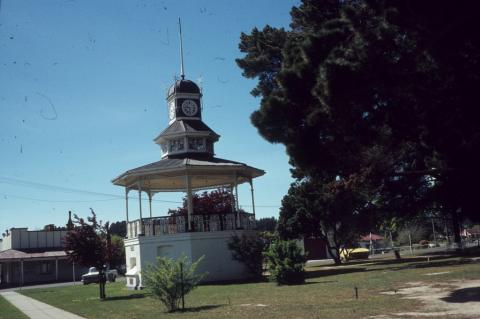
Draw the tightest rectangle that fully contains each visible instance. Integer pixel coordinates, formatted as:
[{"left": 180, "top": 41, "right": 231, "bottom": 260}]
[{"left": 124, "top": 230, "right": 253, "bottom": 288}]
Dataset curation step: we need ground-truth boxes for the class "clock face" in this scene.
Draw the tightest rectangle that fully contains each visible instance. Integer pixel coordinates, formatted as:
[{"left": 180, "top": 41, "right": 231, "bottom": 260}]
[
  {"left": 181, "top": 99, "right": 198, "bottom": 117},
  {"left": 168, "top": 101, "right": 176, "bottom": 120}
]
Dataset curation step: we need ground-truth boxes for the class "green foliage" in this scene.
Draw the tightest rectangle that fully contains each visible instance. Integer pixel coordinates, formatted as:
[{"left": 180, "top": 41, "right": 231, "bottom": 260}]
[
  {"left": 228, "top": 233, "right": 266, "bottom": 279},
  {"left": 142, "top": 255, "right": 206, "bottom": 312},
  {"left": 237, "top": 0, "right": 480, "bottom": 246},
  {"left": 264, "top": 240, "right": 307, "bottom": 285},
  {"left": 256, "top": 217, "right": 278, "bottom": 232},
  {"left": 109, "top": 235, "right": 125, "bottom": 272},
  {"left": 277, "top": 178, "right": 373, "bottom": 264},
  {"left": 396, "top": 224, "right": 428, "bottom": 246}
]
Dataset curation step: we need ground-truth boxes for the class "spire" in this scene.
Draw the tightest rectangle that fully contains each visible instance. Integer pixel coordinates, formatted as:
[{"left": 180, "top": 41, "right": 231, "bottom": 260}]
[
  {"left": 178, "top": 17, "right": 185, "bottom": 80},
  {"left": 66, "top": 210, "right": 74, "bottom": 230}
]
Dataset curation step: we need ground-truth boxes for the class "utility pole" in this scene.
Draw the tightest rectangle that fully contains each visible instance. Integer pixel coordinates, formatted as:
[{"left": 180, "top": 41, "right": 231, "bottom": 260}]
[{"left": 431, "top": 218, "right": 437, "bottom": 247}]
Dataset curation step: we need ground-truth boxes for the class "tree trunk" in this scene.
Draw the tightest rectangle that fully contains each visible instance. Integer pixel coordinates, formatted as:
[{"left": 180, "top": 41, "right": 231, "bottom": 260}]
[
  {"left": 324, "top": 240, "right": 341, "bottom": 265},
  {"left": 451, "top": 210, "right": 462, "bottom": 248}
]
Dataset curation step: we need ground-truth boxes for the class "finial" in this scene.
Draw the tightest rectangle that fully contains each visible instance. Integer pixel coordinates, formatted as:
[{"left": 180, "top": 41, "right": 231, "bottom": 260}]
[{"left": 178, "top": 17, "right": 185, "bottom": 80}]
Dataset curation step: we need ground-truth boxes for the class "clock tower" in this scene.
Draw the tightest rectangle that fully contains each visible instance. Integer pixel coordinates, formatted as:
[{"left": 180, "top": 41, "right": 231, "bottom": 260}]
[
  {"left": 167, "top": 79, "right": 202, "bottom": 123},
  {"left": 154, "top": 78, "right": 220, "bottom": 159}
]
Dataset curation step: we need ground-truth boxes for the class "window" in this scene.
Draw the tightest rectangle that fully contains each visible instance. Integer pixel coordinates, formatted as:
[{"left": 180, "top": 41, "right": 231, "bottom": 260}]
[
  {"left": 129, "top": 257, "right": 136, "bottom": 268},
  {"left": 188, "top": 137, "right": 205, "bottom": 151},
  {"left": 169, "top": 138, "right": 185, "bottom": 152},
  {"left": 40, "top": 261, "right": 52, "bottom": 274},
  {"left": 206, "top": 140, "right": 213, "bottom": 153}
]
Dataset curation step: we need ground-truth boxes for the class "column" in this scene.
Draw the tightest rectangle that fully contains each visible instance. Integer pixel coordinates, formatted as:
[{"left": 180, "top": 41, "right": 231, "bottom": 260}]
[
  {"left": 55, "top": 258, "right": 59, "bottom": 281},
  {"left": 125, "top": 188, "right": 129, "bottom": 238},
  {"left": 185, "top": 174, "right": 193, "bottom": 231},
  {"left": 148, "top": 191, "right": 153, "bottom": 235},
  {"left": 138, "top": 182, "right": 143, "bottom": 235},
  {"left": 20, "top": 260, "right": 24, "bottom": 286},
  {"left": 148, "top": 192, "right": 153, "bottom": 218},
  {"left": 233, "top": 172, "right": 240, "bottom": 228},
  {"left": 249, "top": 178, "right": 256, "bottom": 227}
]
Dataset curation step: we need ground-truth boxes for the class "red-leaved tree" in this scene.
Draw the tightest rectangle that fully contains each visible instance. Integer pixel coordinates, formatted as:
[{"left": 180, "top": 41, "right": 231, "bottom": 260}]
[
  {"left": 168, "top": 188, "right": 245, "bottom": 216},
  {"left": 64, "top": 209, "right": 114, "bottom": 299}
]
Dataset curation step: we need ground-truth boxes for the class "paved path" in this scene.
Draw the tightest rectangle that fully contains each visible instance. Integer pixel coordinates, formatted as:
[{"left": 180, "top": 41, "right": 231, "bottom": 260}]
[{"left": 0, "top": 291, "right": 85, "bottom": 319}]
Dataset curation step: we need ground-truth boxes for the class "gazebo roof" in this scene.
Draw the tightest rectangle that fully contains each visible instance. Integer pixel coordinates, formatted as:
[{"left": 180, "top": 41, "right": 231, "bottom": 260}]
[
  {"left": 154, "top": 120, "right": 219, "bottom": 143},
  {"left": 112, "top": 156, "right": 265, "bottom": 192}
]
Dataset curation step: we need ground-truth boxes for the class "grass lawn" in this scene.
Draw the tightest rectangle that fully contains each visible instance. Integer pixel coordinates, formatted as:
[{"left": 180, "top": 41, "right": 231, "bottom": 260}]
[
  {"left": 18, "top": 255, "right": 480, "bottom": 319},
  {"left": 0, "top": 295, "right": 29, "bottom": 319}
]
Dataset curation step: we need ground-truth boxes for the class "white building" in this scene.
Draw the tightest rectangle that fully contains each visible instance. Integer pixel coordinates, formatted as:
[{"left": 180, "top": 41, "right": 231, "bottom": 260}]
[
  {"left": 112, "top": 74, "right": 264, "bottom": 289},
  {"left": 0, "top": 218, "right": 87, "bottom": 288}
]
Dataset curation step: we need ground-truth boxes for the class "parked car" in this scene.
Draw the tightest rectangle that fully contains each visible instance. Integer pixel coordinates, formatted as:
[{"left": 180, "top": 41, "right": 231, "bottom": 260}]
[
  {"left": 340, "top": 248, "right": 370, "bottom": 261},
  {"left": 81, "top": 267, "right": 118, "bottom": 285}
]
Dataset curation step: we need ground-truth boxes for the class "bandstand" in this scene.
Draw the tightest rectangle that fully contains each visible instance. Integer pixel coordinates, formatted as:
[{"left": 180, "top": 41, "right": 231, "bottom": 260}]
[{"left": 112, "top": 76, "right": 264, "bottom": 288}]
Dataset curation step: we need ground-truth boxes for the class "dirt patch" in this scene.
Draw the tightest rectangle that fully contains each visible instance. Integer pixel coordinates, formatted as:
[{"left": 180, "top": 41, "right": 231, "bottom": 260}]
[{"left": 373, "top": 279, "right": 480, "bottom": 318}]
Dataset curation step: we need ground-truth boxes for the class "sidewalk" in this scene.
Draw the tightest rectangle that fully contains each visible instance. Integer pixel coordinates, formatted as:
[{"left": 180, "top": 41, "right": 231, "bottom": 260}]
[{"left": 0, "top": 291, "right": 85, "bottom": 319}]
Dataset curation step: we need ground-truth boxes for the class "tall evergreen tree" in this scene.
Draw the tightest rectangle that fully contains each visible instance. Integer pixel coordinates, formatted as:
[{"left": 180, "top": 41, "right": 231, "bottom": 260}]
[{"left": 237, "top": 0, "right": 480, "bottom": 246}]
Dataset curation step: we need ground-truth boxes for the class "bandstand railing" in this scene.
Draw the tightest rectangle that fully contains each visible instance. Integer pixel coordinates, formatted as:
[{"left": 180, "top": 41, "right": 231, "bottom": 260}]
[{"left": 126, "top": 212, "right": 256, "bottom": 238}]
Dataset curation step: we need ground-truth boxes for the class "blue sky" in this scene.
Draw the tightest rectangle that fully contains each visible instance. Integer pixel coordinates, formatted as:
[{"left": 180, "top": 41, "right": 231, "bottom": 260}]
[{"left": 0, "top": 0, "right": 298, "bottom": 232}]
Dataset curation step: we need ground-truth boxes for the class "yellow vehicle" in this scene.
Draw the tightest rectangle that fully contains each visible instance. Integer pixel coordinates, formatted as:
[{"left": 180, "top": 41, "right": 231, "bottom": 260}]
[{"left": 340, "top": 248, "right": 370, "bottom": 261}]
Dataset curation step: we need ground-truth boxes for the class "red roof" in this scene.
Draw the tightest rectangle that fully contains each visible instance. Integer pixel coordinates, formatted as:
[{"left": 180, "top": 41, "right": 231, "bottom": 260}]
[
  {"left": 0, "top": 249, "right": 67, "bottom": 261},
  {"left": 360, "top": 233, "right": 384, "bottom": 241}
]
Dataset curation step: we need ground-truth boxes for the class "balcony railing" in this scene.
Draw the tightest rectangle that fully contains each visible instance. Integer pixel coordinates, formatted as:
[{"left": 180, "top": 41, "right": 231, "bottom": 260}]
[{"left": 126, "top": 212, "right": 256, "bottom": 238}]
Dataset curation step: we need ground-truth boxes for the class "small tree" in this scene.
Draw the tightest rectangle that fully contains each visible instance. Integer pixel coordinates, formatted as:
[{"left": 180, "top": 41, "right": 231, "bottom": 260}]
[
  {"left": 64, "top": 209, "right": 116, "bottom": 300},
  {"left": 228, "top": 233, "right": 266, "bottom": 280},
  {"left": 264, "top": 240, "right": 307, "bottom": 285},
  {"left": 142, "top": 255, "right": 206, "bottom": 312}
]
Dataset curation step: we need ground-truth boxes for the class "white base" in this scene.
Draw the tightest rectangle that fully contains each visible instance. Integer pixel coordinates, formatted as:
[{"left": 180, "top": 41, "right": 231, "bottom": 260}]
[{"left": 124, "top": 230, "right": 254, "bottom": 287}]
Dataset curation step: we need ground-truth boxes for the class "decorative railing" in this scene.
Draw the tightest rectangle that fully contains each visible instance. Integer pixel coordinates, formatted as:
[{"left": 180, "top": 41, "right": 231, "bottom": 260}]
[{"left": 126, "top": 212, "right": 256, "bottom": 238}]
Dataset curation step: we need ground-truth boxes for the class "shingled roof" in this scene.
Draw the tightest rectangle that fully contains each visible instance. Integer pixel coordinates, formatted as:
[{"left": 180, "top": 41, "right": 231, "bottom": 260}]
[
  {"left": 154, "top": 120, "right": 219, "bottom": 143},
  {"left": 0, "top": 249, "right": 67, "bottom": 261}
]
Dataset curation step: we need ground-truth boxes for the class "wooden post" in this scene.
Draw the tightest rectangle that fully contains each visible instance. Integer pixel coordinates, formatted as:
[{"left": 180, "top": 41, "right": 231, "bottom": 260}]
[
  {"left": 55, "top": 258, "right": 59, "bottom": 281},
  {"left": 180, "top": 262, "right": 185, "bottom": 310},
  {"left": 20, "top": 259, "right": 24, "bottom": 287}
]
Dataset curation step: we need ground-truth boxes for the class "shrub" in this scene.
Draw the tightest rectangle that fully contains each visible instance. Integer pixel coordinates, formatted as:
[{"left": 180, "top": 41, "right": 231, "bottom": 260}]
[
  {"left": 142, "top": 255, "right": 206, "bottom": 312},
  {"left": 264, "top": 239, "right": 307, "bottom": 285},
  {"left": 228, "top": 233, "right": 266, "bottom": 279}
]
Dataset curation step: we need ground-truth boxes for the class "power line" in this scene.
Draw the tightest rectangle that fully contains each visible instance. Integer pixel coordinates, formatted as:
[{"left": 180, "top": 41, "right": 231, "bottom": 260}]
[
  {"left": 0, "top": 176, "right": 180, "bottom": 204},
  {"left": 0, "top": 176, "right": 281, "bottom": 207},
  {"left": 0, "top": 193, "right": 119, "bottom": 203}
]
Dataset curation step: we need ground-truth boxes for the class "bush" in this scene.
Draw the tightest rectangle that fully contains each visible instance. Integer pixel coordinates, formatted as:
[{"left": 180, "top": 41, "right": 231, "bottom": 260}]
[
  {"left": 142, "top": 255, "right": 206, "bottom": 312},
  {"left": 264, "top": 240, "right": 307, "bottom": 285},
  {"left": 228, "top": 233, "right": 266, "bottom": 279}
]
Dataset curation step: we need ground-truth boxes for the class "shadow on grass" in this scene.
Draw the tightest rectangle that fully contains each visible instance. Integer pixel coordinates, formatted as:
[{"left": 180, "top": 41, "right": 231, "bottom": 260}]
[
  {"left": 306, "top": 267, "right": 366, "bottom": 278},
  {"left": 441, "top": 287, "right": 480, "bottom": 303},
  {"left": 202, "top": 277, "right": 268, "bottom": 286},
  {"left": 180, "top": 304, "right": 223, "bottom": 312},
  {"left": 306, "top": 280, "right": 339, "bottom": 284},
  {"left": 378, "top": 258, "right": 475, "bottom": 272},
  {"left": 105, "top": 293, "right": 147, "bottom": 301}
]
